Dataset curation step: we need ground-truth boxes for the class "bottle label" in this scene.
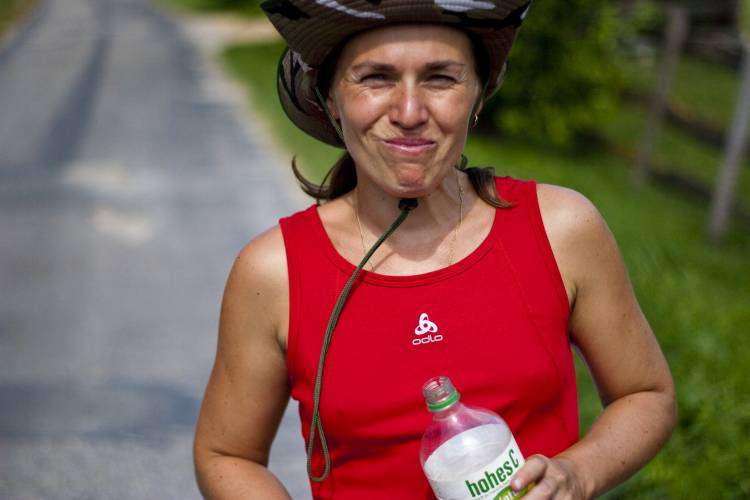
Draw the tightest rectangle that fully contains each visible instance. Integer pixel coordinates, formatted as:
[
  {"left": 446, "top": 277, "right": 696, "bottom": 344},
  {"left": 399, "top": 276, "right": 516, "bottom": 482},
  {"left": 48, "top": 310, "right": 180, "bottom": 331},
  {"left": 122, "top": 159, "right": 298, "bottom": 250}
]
[{"left": 427, "top": 435, "right": 525, "bottom": 500}]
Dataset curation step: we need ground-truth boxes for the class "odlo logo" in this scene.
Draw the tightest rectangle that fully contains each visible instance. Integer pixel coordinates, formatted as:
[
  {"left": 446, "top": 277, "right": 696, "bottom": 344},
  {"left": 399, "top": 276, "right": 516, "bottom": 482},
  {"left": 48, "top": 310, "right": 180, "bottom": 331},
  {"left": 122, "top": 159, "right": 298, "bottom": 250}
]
[{"left": 412, "top": 313, "right": 444, "bottom": 346}]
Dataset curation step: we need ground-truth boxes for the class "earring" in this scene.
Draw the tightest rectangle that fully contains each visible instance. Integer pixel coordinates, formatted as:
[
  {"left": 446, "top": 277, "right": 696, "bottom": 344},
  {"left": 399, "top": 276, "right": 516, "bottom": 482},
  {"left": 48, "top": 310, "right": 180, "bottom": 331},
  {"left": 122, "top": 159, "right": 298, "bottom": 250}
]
[
  {"left": 472, "top": 114, "right": 479, "bottom": 128},
  {"left": 455, "top": 154, "right": 469, "bottom": 171}
]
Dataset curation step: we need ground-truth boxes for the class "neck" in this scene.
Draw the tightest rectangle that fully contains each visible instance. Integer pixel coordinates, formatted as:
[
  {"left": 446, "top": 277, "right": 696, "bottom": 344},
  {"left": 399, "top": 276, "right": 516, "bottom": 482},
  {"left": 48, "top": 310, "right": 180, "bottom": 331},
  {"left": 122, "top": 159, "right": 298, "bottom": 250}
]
[{"left": 352, "top": 170, "right": 469, "bottom": 235}]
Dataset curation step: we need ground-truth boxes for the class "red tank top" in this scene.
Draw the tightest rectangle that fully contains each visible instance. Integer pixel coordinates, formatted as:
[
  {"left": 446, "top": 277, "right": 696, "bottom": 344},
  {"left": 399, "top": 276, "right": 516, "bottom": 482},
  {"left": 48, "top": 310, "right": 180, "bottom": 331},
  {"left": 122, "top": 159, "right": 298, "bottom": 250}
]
[{"left": 279, "top": 177, "right": 578, "bottom": 499}]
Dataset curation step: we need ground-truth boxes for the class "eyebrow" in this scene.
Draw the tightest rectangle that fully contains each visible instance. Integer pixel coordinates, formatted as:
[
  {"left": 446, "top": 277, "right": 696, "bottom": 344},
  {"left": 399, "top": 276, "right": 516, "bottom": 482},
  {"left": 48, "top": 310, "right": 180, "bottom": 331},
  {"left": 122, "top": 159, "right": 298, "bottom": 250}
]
[
  {"left": 350, "top": 61, "right": 466, "bottom": 72},
  {"left": 425, "top": 61, "right": 467, "bottom": 71}
]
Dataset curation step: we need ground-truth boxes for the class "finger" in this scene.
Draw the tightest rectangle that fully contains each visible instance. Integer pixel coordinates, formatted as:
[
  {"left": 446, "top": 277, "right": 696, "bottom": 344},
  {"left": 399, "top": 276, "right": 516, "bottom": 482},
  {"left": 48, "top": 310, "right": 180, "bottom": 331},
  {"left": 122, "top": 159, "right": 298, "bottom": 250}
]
[
  {"left": 510, "top": 454, "right": 548, "bottom": 492},
  {"left": 521, "top": 477, "right": 559, "bottom": 500}
]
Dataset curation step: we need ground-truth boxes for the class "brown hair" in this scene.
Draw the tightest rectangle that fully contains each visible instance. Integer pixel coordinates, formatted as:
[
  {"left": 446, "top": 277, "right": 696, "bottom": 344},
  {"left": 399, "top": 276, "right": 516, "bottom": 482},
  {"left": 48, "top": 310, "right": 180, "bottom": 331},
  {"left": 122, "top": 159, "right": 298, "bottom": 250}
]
[{"left": 292, "top": 153, "right": 512, "bottom": 208}]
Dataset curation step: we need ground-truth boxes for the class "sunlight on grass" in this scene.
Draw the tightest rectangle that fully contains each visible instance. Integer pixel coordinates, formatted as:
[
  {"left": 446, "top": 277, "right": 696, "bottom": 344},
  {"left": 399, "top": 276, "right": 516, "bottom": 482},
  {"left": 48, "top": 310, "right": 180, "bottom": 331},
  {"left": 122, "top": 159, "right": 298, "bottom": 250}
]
[
  {"left": 159, "top": 0, "right": 262, "bottom": 17},
  {"left": 0, "top": 0, "right": 37, "bottom": 39},
  {"left": 600, "top": 105, "right": 750, "bottom": 212},
  {"left": 623, "top": 52, "right": 739, "bottom": 132},
  {"left": 222, "top": 43, "right": 340, "bottom": 183}
]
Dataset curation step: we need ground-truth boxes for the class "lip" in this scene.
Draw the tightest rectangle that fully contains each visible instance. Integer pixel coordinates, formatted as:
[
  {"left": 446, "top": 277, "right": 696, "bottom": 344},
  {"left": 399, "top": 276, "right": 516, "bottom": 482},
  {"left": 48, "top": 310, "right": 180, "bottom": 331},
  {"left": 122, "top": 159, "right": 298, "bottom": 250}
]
[{"left": 383, "top": 137, "right": 436, "bottom": 155}]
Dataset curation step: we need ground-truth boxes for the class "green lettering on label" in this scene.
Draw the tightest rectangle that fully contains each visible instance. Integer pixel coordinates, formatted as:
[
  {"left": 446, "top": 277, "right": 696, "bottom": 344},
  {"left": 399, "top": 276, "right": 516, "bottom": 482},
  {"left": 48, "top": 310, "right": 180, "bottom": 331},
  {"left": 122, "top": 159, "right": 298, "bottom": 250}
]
[
  {"left": 478, "top": 478, "right": 490, "bottom": 493},
  {"left": 496, "top": 465, "right": 507, "bottom": 482},
  {"left": 466, "top": 479, "right": 481, "bottom": 498},
  {"left": 510, "top": 449, "right": 520, "bottom": 467},
  {"left": 463, "top": 448, "right": 523, "bottom": 497}
]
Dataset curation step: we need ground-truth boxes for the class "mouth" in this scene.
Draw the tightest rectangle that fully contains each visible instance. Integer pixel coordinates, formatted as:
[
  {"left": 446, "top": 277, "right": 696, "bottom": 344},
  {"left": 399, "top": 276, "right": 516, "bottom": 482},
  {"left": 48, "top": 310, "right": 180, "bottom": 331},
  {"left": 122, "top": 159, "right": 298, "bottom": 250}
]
[{"left": 382, "top": 137, "right": 436, "bottom": 156}]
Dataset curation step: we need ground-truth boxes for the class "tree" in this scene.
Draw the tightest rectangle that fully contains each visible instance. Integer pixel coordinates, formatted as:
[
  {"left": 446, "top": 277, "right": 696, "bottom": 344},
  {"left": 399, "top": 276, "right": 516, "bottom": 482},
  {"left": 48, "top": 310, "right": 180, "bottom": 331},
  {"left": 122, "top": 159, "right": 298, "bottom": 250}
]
[
  {"left": 708, "top": 0, "right": 750, "bottom": 241},
  {"left": 485, "top": 0, "right": 623, "bottom": 147}
]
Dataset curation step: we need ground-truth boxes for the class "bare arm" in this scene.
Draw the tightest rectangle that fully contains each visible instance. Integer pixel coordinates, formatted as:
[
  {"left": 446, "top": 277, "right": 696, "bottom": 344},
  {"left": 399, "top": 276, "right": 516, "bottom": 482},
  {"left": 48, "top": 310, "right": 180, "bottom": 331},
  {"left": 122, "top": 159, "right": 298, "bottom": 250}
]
[
  {"left": 512, "top": 185, "right": 677, "bottom": 499},
  {"left": 193, "top": 226, "right": 292, "bottom": 499}
]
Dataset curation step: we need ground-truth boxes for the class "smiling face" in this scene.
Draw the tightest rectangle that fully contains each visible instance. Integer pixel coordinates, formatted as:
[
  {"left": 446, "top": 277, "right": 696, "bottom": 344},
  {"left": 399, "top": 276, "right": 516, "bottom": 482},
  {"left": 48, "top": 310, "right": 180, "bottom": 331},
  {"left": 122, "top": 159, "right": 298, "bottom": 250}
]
[{"left": 327, "top": 24, "right": 482, "bottom": 199}]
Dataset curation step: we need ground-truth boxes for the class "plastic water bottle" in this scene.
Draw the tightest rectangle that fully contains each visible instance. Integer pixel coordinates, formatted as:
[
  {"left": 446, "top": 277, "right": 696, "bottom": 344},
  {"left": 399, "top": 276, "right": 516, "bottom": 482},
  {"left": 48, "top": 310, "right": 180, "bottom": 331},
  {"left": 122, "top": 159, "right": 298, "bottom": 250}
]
[{"left": 420, "top": 376, "right": 527, "bottom": 500}]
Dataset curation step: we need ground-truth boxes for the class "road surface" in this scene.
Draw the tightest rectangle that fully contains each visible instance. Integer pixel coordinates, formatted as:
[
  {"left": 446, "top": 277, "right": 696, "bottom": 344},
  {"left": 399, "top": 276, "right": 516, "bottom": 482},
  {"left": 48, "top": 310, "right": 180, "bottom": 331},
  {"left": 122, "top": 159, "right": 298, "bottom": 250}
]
[{"left": 0, "top": 0, "right": 310, "bottom": 497}]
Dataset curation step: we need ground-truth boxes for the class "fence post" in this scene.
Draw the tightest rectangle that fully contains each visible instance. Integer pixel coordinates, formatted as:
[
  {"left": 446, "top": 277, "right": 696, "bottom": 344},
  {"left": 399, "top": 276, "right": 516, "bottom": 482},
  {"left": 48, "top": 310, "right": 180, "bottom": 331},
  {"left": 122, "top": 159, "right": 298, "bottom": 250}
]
[{"left": 632, "top": 4, "right": 690, "bottom": 185}]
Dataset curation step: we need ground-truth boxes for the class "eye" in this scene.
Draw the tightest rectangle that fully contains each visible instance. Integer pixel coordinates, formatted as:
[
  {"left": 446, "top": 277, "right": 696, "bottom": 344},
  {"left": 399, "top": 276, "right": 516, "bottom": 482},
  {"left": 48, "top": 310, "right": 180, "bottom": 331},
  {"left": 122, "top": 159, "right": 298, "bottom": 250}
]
[
  {"left": 360, "top": 73, "right": 389, "bottom": 82},
  {"left": 426, "top": 74, "right": 458, "bottom": 87},
  {"left": 430, "top": 74, "right": 456, "bottom": 82}
]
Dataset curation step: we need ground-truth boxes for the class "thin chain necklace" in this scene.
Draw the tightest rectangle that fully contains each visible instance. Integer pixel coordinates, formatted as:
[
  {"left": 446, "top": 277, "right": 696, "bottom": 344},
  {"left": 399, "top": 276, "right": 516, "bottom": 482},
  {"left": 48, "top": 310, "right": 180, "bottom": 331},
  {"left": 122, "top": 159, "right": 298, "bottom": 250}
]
[{"left": 354, "top": 169, "right": 464, "bottom": 271}]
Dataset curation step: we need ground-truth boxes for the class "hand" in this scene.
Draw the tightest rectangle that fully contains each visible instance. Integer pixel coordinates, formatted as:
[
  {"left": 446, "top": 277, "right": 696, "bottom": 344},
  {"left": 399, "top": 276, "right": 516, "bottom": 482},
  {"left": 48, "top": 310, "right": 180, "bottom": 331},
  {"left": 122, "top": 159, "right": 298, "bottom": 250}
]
[{"left": 510, "top": 454, "right": 587, "bottom": 500}]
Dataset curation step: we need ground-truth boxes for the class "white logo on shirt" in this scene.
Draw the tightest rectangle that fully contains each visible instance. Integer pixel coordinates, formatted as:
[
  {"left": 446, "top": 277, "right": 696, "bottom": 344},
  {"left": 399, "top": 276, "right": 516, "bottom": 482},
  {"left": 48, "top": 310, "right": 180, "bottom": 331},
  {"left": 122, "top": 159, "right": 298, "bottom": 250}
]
[{"left": 412, "top": 313, "right": 443, "bottom": 346}]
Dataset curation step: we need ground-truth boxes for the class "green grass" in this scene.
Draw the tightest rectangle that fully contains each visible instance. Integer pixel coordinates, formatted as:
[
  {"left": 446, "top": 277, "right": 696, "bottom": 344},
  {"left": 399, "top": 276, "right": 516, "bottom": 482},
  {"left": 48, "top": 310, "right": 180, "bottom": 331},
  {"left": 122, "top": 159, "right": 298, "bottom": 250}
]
[
  {"left": 600, "top": 104, "right": 750, "bottom": 213},
  {"left": 602, "top": 51, "right": 750, "bottom": 215},
  {"left": 159, "top": 0, "right": 262, "bottom": 17},
  {"left": 224, "top": 40, "right": 750, "bottom": 498},
  {"left": 600, "top": 54, "right": 750, "bottom": 216},
  {"left": 623, "top": 52, "right": 740, "bottom": 133},
  {"left": 0, "top": 0, "right": 37, "bottom": 39},
  {"left": 600, "top": 50, "right": 750, "bottom": 212},
  {"left": 222, "top": 43, "right": 341, "bottom": 181}
]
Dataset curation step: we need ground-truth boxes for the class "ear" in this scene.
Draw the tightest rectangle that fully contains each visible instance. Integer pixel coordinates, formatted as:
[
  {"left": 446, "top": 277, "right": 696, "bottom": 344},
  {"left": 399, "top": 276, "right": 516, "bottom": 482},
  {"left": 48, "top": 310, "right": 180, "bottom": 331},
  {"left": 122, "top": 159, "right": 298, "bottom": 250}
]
[
  {"left": 326, "top": 93, "right": 340, "bottom": 121},
  {"left": 474, "top": 81, "right": 486, "bottom": 114},
  {"left": 471, "top": 96, "right": 485, "bottom": 120}
]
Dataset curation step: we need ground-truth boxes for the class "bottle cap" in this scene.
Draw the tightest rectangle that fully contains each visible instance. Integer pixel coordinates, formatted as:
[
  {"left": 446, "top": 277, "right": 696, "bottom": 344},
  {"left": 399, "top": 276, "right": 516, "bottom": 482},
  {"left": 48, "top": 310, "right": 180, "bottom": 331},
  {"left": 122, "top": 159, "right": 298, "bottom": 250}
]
[{"left": 423, "top": 376, "right": 460, "bottom": 412}]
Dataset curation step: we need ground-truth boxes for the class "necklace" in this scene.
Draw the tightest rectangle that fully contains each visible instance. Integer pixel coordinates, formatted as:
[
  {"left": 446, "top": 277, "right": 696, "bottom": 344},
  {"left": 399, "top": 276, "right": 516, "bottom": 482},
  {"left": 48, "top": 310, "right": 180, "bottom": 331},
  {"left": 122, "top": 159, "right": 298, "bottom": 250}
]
[{"left": 354, "top": 169, "right": 464, "bottom": 271}]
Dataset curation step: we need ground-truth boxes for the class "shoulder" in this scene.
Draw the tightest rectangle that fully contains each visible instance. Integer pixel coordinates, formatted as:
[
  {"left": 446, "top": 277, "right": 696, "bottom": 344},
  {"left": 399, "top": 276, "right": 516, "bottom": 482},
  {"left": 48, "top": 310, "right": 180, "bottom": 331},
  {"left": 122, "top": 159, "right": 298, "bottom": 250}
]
[
  {"left": 535, "top": 184, "right": 607, "bottom": 239},
  {"left": 233, "top": 202, "right": 319, "bottom": 289},
  {"left": 224, "top": 225, "right": 289, "bottom": 343},
  {"left": 535, "top": 184, "right": 621, "bottom": 301},
  {"left": 233, "top": 225, "right": 287, "bottom": 286}
]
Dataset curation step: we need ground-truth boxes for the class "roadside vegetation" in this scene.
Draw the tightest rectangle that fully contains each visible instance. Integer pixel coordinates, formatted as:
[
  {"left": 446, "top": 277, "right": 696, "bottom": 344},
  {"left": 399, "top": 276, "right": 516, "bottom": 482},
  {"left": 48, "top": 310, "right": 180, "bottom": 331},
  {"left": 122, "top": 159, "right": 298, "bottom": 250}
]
[
  {"left": 604, "top": 51, "right": 750, "bottom": 213},
  {"left": 222, "top": 38, "right": 750, "bottom": 498},
  {"left": 0, "top": 0, "right": 37, "bottom": 40},
  {"left": 160, "top": 0, "right": 261, "bottom": 17}
]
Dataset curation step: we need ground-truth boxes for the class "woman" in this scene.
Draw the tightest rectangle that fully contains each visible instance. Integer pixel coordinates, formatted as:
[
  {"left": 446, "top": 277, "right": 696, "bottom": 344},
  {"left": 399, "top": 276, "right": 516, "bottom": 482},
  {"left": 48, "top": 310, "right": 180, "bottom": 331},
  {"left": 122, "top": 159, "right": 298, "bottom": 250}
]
[{"left": 193, "top": 1, "right": 676, "bottom": 498}]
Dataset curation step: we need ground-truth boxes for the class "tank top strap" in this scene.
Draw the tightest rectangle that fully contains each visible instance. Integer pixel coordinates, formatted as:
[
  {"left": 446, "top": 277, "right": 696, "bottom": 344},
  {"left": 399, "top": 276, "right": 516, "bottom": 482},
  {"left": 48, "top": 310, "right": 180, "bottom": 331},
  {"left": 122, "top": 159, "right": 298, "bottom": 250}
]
[
  {"left": 493, "top": 176, "right": 577, "bottom": 444},
  {"left": 494, "top": 176, "right": 571, "bottom": 323},
  {"left": 279, "top": 205, "right": 345, "bottom": 389}
]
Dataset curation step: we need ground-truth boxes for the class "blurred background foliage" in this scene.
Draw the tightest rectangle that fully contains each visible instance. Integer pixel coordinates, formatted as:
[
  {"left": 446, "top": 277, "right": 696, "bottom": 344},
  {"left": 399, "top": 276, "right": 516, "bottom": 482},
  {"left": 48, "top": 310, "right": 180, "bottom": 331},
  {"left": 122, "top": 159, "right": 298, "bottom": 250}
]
[
  {"left": 164, "top": 0, "right": 262, "bottom": 16},
  {"left": 165, "top": 0, "right": 749, "bottom": 497},
  {"left": 0, "top": 0, "right": 37, "bottom": 38},
  {"left": 488, "top": 0, "right": 625, "bottom": 146}
]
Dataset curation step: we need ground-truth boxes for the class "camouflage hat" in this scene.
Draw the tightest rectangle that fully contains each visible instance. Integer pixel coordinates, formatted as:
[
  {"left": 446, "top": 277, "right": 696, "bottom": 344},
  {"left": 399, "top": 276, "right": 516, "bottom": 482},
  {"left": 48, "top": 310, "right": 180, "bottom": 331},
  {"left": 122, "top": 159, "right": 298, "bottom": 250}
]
[{"left": 261, "top": 0, "right": 532, "bottom": 147}]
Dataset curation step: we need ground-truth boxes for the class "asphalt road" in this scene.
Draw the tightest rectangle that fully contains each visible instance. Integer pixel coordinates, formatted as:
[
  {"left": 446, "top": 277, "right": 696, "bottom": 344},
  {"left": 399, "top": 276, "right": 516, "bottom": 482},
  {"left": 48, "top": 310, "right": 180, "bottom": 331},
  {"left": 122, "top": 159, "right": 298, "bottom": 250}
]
[{"left": 0, "top": 0, "right": 310, "bottom": 497}]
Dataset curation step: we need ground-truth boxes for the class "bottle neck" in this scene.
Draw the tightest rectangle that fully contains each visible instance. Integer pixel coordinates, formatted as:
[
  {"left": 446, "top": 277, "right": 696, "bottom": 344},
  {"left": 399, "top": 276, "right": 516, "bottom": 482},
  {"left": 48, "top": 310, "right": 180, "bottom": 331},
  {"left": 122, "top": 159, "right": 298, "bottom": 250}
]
[
  {"left": 431, "top": 400, "right": 464, "bottom": 420},
  {"left": 425, "top": 385, "right": 460, "bottom": 413}
]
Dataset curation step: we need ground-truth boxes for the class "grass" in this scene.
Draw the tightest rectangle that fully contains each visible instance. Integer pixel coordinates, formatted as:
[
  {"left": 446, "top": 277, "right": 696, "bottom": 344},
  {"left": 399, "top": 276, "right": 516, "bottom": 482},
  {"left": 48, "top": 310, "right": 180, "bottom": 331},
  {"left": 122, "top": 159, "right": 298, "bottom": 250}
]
[
  {"left": 222, "top": 43, "right": 341, "bottom": 179},
  {"left": 159, "top": 0, "right": 262, "bottom": 17},
  {"left": 0, "top": 0, "right": 37, "bottom": 40},
  {"left": 623, "top": 51, "right": 740, "bottom": 133},
  {"left": 600, "top": 104, "right": 750, "bottom": 213},
  {"left": 223, "top": 40, "right": 750, "bottom": 498},
  {"left": 600, "top": 51, "right": 750, "bottom": 214}
]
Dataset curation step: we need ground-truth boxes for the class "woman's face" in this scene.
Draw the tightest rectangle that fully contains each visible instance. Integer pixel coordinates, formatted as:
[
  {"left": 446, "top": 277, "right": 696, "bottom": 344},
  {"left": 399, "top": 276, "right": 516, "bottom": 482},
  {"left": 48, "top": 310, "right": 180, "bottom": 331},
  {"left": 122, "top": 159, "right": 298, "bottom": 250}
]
[{"left": 327, "top": 24, "right": 482, "bottom": 199}]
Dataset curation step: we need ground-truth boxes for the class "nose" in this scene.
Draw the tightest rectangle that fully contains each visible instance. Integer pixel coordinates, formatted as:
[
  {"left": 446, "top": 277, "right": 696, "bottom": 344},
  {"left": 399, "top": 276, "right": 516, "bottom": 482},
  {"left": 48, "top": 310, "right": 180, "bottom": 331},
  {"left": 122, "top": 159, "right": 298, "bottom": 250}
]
[{"left": 388, "top": 83, "right": 428, "bottom": 130}]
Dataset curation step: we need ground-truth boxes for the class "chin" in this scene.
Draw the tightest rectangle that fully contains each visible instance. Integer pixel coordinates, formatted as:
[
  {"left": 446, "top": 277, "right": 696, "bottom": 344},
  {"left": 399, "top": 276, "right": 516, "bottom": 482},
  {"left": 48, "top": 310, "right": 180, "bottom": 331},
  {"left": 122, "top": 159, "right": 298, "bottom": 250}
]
[
  {"left": 389, "top": 178, "right": 438, "bottom": 200},
  {"left": 359, "top": 154, "right": 445, "bottom": 198},
  {"left": 393, "top": 163, "right": 433, "bottom": 188}
]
